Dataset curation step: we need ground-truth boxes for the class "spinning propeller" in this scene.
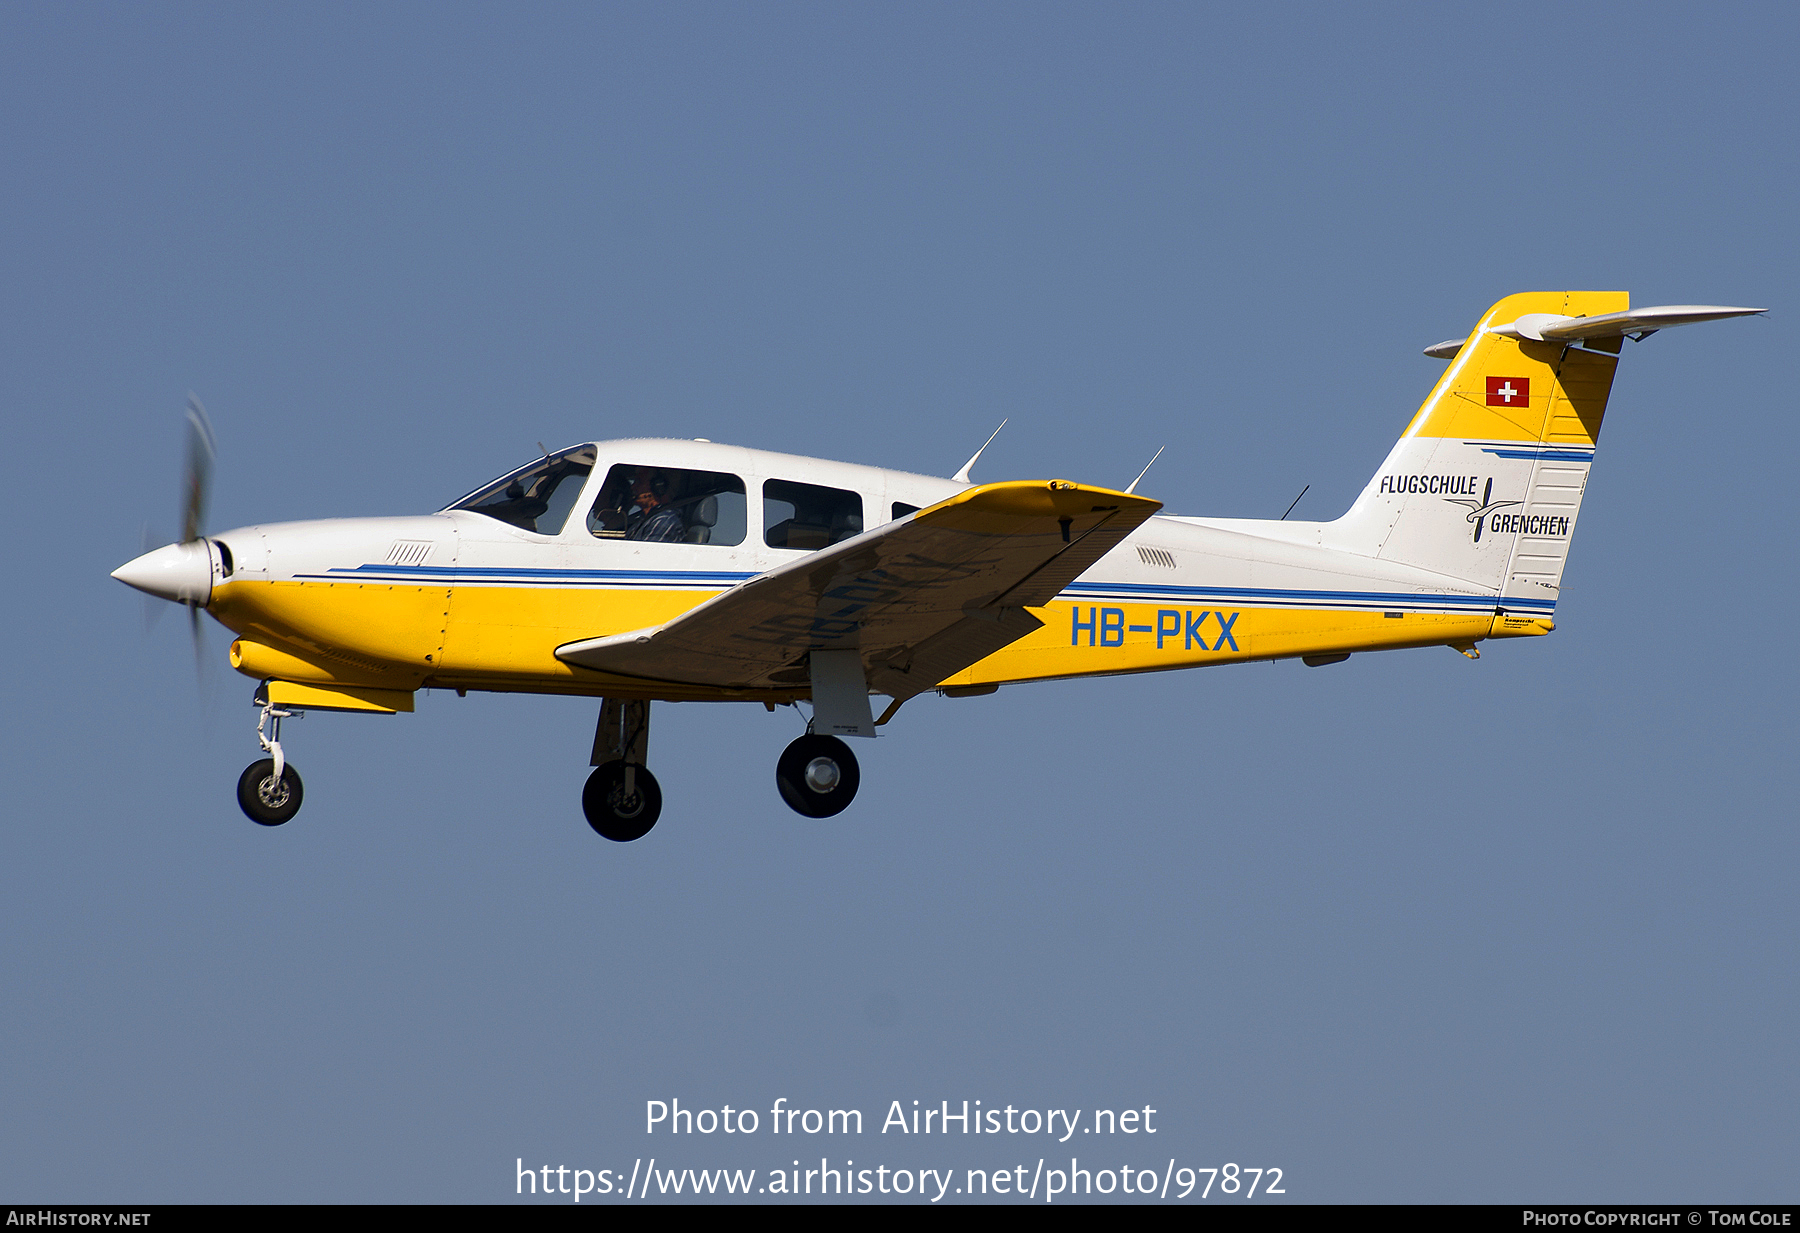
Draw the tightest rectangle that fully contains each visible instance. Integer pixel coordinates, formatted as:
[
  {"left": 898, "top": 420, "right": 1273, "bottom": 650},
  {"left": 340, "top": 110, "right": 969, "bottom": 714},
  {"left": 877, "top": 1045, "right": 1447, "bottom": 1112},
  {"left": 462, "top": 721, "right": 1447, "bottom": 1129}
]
[{"left": 114, "top": 396, "right": 219, "bottom": 671}]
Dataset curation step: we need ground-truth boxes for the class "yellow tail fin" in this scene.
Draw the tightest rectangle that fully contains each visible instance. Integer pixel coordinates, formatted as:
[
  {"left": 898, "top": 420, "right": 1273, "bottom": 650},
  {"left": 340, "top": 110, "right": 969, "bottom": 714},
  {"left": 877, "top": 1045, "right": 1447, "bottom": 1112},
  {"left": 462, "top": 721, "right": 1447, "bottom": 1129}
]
[{"left": 1406, "top": 290, "right": 1629, "bottom": 448}]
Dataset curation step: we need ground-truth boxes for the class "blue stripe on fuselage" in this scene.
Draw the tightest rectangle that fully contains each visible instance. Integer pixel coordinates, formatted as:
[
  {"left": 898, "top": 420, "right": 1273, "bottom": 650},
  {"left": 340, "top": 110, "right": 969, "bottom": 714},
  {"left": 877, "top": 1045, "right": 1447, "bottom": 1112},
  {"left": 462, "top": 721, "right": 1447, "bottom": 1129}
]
[{"left": 300, "top": 564, "right": 1550, "bottom": 615}]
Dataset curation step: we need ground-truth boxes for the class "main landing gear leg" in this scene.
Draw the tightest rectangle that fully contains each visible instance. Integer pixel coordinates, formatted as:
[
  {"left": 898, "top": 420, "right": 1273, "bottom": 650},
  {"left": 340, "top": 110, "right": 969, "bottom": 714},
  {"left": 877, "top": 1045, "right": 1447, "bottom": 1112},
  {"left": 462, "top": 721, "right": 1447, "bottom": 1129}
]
[
  {"left": 584, "top": 698, "right": 661, "bottom": 841},
  {"left": 776, "top": 649, "right": 869, "bottom": 818},
  {"left": 238, "top": 684, "right": 305, "bottom": 826}
]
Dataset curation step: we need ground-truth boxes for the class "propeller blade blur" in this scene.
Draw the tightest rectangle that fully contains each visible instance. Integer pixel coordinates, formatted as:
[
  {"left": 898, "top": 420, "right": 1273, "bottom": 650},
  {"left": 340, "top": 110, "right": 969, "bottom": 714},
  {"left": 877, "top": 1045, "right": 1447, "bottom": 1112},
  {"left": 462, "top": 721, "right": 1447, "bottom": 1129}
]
[
  {"left": 189, "top": 600, "right": 206, "bottom": 683},
  {"left": 181, "top": 394, "right": 216, "bottom": 544}
]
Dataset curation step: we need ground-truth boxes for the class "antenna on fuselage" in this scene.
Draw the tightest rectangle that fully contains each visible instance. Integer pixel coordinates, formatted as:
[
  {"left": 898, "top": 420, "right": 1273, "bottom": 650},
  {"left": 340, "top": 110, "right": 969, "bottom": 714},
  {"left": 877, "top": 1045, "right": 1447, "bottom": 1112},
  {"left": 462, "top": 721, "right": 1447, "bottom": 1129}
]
[
  {"left": 1280, "top": 483, "right": 1310, "bottom": 520},
  {"left": 1124, "top": 446, "right": 1165, "bottom": 495},
  {"left": 952, "top": 419, "right": 1007, "bottom": 485}
]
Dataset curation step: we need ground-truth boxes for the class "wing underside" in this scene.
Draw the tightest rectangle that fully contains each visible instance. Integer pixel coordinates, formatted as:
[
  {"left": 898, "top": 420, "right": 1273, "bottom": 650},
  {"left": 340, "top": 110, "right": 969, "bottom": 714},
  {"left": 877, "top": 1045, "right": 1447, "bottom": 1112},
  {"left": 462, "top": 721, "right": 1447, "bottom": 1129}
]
[{"left": 554, "top": 480, "right": 1162, "bottom": 699}]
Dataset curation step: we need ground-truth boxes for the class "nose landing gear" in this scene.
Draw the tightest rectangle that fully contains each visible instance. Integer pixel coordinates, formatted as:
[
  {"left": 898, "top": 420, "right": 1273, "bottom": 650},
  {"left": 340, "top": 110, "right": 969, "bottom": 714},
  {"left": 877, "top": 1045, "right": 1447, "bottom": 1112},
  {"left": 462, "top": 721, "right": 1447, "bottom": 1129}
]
[
  {"left": 238, "top": 758, "right": 303, "bottom": 825},
  {"left": 239, "top": 690, "right": 304, "bottom": 826}
]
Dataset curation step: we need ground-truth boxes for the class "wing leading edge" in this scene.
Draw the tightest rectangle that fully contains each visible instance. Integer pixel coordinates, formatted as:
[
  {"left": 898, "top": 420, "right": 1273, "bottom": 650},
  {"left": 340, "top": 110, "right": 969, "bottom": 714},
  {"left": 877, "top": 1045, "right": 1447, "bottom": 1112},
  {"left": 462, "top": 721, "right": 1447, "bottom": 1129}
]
[{"left": 554, "top": 479, "right": 1162, "bottom": 699}]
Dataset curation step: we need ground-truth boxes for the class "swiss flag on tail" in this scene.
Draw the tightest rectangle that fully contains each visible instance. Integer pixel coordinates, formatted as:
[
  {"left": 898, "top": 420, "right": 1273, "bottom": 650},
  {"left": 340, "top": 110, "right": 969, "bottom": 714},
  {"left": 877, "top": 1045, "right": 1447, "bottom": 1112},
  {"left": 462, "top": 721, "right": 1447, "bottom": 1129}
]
[{"left": 1486, "top": 376, "right": 1530, "bottom": 407}]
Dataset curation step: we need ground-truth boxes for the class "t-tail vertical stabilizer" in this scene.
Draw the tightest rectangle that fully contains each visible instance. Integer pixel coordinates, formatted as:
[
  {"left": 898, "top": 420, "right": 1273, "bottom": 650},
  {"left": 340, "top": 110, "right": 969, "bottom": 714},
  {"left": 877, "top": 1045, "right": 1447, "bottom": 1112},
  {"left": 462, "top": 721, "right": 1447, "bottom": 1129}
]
[{"left": 1322, "top": 292, "right": 1760, "bottom": 639}]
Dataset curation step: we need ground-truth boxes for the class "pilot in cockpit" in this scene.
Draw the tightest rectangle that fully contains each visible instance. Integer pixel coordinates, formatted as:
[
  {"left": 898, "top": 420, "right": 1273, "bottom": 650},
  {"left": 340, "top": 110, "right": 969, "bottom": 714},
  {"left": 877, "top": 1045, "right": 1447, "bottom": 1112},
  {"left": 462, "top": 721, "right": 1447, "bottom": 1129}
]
[{"left": 625, "top": 471, "right": 686, "bottom": 542}]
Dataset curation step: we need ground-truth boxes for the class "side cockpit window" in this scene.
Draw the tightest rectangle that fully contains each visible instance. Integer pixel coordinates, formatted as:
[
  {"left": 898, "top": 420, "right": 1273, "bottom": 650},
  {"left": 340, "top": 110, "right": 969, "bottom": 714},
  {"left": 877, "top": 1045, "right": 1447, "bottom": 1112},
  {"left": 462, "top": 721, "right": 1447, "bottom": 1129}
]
[
  {"left": 587, "top": 464, "right": 747, "bottom": 546},
  {"left": 450, "top": 447, "right": 596, "bottom": 535},
  {"left": 765, "top": 479, "right": 863, "bottom": 550}
]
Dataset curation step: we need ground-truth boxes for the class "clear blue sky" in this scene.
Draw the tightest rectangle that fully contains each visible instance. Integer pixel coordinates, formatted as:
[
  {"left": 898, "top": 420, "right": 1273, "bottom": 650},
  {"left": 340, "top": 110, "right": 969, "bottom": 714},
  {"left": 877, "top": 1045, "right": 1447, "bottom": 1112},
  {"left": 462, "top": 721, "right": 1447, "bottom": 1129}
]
[{"left": 2, "top": 1, "right": 1794, "bottom": 1203}]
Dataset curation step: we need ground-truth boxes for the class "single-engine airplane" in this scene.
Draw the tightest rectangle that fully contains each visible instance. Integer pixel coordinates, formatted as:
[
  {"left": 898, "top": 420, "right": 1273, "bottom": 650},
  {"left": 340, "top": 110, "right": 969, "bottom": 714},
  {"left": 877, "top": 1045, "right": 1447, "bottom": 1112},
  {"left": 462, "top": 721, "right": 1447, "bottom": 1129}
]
[{"left": 114, "top": 292, "right": 1760, "bottom": 840}]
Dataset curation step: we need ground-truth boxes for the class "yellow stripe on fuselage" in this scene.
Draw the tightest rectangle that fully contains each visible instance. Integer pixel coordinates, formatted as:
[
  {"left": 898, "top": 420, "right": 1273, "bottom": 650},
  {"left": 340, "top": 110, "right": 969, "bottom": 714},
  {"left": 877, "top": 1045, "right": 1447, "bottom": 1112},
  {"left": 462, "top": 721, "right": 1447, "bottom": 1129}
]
[
  {"left": 210, "top": 578, "right": 449, "bottom": 688},
  {"left": 945, "top": 602, "right": 1498, "bottom": 688},
  {"left": 439, "top": 583, "right": 709, "bottom": 685},
  {"left": 211, "top": 577, "right": 1513, "bottom": 701},
  {"left": 210, "top": 577, "right": 729, "bottom": 697}
]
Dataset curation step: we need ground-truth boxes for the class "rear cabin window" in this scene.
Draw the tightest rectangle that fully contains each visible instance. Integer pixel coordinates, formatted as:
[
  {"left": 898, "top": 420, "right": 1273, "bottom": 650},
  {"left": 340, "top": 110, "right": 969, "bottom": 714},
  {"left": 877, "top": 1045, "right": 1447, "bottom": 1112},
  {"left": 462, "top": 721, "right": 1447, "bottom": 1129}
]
[
  {"left": 586, "top": 464, "right": 747, "bottom": 545},
  {"left": 891, "top": 502, "right": 921, "bottom": 520},
  {"left": 764, "top": 480, "right": 863, "bottom": 550},
  {"left": 451, "top": 447, "right": 596, "bottom": 535}
]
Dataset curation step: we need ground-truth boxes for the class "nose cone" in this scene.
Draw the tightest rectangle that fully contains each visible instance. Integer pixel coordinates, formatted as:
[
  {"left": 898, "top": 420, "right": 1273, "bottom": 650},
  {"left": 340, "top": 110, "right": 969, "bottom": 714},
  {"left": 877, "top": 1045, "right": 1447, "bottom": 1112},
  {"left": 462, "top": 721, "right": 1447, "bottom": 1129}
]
[{"left": 112, "top": 540, "right": 213, "bottom": 605}]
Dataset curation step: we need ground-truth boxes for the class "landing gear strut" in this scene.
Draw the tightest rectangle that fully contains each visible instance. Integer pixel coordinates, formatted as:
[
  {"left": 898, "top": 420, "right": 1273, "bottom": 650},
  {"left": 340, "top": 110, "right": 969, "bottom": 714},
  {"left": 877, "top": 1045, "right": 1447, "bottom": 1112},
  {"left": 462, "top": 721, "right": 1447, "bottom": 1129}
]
[
  {"left": 239, "top": 689, "right": 304, "bottom": 826},
  {"left": 776, "top": 733, "right": 860, "bottom": 817},
  {"left": 775, "top": 651, "right": 871, "bottom": 817},
  {"left": 585, "top": 698, "right": 661, "bottom": 841}
]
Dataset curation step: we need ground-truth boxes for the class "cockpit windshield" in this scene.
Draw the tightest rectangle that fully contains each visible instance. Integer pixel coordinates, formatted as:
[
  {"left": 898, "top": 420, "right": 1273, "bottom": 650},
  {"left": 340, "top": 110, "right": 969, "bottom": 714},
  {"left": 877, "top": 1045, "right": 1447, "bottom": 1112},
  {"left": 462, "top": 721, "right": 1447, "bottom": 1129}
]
[{"left": 447, "top": 446, "right": 597, "bottom": 535}]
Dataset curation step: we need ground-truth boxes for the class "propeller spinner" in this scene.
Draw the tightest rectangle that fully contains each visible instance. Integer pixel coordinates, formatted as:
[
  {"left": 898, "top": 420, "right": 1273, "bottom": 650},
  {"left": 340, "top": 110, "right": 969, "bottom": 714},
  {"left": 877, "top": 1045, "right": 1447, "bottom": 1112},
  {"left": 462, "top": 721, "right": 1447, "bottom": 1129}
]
[{"left": 112, "top": 396, "right": 219, "bottom": 662}]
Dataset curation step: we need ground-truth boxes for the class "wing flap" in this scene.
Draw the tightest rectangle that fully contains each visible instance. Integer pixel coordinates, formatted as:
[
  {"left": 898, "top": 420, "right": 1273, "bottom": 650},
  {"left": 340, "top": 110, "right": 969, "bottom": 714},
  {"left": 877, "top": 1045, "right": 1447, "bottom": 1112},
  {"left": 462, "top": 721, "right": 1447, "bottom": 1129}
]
[
  {"left": 866, "top": 607, "right": 1045, "bottom": 701},
  {"left": 555, "top": 479, "right": 1160, "bottom": 694}
]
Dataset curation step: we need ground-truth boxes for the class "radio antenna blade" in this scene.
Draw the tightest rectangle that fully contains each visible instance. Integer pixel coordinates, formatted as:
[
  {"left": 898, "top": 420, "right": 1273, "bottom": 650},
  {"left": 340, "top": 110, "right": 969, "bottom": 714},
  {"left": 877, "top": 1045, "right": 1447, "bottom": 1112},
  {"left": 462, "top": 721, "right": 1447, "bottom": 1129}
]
[
  {"left": 1125, "top": 446, "right": 1165, "bottom": 495},
  {"left": 952, "top": 419, "right": 1007, "bottom": 485}
]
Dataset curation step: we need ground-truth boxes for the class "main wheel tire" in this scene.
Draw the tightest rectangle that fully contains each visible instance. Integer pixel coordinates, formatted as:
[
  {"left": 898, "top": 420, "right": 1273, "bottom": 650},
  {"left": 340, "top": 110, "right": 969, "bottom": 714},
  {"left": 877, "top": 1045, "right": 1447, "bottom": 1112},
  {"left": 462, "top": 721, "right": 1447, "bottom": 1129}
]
[
  {"left": 237, "top": 759, "right": 304, "bottom": 826},
  {"left": 583, "top": 761, "right": 662, "bottom": 841},
  {"left": 776, "top": 734, "right": 860, "bottom": 818}
]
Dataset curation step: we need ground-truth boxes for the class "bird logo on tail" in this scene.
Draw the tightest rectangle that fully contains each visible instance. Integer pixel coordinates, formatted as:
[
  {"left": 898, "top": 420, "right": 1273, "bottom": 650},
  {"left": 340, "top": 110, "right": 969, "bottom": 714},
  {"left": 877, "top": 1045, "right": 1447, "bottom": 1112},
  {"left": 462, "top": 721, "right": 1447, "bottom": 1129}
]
[{"left": 1444, "top": 478, "right": 1521, "bottom": 544}]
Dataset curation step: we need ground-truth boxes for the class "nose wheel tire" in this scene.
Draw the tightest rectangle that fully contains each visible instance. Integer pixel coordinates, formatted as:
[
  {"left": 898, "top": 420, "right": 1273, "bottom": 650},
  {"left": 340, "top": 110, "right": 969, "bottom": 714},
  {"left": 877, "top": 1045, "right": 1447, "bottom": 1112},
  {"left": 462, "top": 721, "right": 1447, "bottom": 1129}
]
[
  {"left": 777, "top": 734, "right": 860, "bottom": 818},
  {"left": 583, "top": 761, "right": 662, "bottom": 841},
  {"left": 237, "top": 759, "right": 304, "bottom": 826}
]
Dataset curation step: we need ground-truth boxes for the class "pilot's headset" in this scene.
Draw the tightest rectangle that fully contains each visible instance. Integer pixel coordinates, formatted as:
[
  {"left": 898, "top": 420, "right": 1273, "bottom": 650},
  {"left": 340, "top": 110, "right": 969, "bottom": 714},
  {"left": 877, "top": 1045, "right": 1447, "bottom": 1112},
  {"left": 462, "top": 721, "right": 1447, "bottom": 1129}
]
[{"left": 636, "top": 470, "right": 673, "bottom": 504}]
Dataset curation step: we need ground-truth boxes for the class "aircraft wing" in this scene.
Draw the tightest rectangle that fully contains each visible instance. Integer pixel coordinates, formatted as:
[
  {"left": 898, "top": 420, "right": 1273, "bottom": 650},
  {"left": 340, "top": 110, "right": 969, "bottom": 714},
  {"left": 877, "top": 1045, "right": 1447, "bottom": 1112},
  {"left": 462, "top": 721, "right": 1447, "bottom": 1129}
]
[{"left": 555, "top": 480, "right": 1162, "bottom": 699}]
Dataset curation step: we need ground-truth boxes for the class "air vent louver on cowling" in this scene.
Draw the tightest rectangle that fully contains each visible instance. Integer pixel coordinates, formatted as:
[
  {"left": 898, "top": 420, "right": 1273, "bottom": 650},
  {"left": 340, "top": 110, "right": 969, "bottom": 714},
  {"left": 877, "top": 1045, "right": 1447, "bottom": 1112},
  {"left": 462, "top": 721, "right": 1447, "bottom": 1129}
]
[
  {"left": 1136, "top": 546, "right": 1176, "bottom": 569},
  {"left": 385, "top": 540, "right": 433, "bottom": 566}
]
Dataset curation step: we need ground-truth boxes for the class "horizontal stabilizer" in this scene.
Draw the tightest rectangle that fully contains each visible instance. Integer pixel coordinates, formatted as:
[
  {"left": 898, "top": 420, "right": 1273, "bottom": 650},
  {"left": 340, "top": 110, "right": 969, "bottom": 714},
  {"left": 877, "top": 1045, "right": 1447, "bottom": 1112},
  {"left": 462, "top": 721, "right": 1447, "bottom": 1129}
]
[{"left": 1490, "top": 304, "right": 1763, "bottom": 343}]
